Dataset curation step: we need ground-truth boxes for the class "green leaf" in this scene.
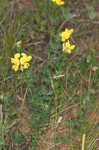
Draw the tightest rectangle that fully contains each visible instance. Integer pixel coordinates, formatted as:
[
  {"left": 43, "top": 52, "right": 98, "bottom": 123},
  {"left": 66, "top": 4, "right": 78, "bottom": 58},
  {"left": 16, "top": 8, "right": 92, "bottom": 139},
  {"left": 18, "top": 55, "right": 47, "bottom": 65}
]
[
  {"left": 89, "top": 89, "right": 96, "bottom": 94},
  {"left": 62, "top": 7, "right": 73, "bottom": 19},
  {"left": 0, "top": 138, "right": 5, "bottom": 146},
  {"left": 89, "top": 11, "right": 96, "bottom": 20},
  {"left": 85, "top": 4, "right": 96, "bottom": 20}
]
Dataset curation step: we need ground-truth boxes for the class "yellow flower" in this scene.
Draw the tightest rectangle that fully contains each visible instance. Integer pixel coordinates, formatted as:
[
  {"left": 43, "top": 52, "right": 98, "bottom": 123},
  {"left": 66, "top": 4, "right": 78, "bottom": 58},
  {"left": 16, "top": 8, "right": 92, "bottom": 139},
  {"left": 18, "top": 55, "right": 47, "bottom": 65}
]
[
  {"left": 23, "top": 63, "right": 30, "bottom": 69},
  {"left": 11, "top": 58, "right": 20, "bottom": 66},
  {"left": 26, "top": 56, "right": 32, "bottom": 62},
  {"left": 16, "top": 40, "right": 22, "bottom": 46},
  {"left": 14, "top": 53, "right": 20, "bottom": 59},
  {"left": 20, "top": 57, "right": 27, "bottom": 65},
  {"left": 21, "top": 53, "right": 27, "bottom": 57},
  {"left": 11, "top": 52, "right": 32, "bottom": 72},
  {"left": 20, "top": 63, "right": 30, "bottom": 71},
  {"left": 51, "top": 0, "right": 64, "bottom": 5},
  {"left": 56, "top": 0, "right": 64, "bottom": 5},
  {"left": 12, "top": 65, "right": 19, "bottom": 72},
  {"left": 62, "top": 40, "right": 75, "bottom": 54},
  {"left": 20, "top": 54, "right": 32, "bottom": 64},
  {"left": 61, "top": 28, "right": 74, "bottom": 42}
]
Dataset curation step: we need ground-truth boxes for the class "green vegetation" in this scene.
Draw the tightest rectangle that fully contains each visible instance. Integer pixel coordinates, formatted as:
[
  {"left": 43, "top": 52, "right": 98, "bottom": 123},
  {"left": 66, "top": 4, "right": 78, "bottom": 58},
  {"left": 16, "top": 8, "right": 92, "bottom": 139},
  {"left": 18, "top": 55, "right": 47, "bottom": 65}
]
[{"left": 0, "top": 0, "right": 99, "bottom": 149}]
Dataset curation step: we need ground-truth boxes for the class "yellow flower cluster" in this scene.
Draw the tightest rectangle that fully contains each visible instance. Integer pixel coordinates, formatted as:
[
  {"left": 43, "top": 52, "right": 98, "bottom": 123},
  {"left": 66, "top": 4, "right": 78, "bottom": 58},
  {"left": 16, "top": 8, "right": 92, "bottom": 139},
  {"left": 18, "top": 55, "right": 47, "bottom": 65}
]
[
  {"left": 63, "top": 40, "right": 75, "bottom": 54},
  {"left": 11, "top": 53, "right": 32, "bottom": 72},
  {"left": 61, "top": 28, "right": 74, "bottom": 42},
  {"left": 51, "top": 0, "right": 64, "bottom": 5},
  {"left": 16, "top": 40, "right": 22, "bottom": 46},
  {"left": 61, "top": 28, "right": 75, "bottom": 54}
]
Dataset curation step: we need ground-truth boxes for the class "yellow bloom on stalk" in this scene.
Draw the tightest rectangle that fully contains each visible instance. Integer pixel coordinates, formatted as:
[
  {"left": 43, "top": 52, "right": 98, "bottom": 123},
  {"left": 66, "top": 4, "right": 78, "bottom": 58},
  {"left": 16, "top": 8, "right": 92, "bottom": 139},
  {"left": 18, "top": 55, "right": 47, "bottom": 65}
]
[
  {"left": 14, "top": 53, "right": 21, "bottom": 59},
  {"left": 11, "top": 58, "right": 20, "bottom": 66},
  {"left": 61, "top": 28, "right": 74, "bottom": 42},
  {"left": 23, "top": 63, "right": 30, "bottom": 69},
  {"left": 21, "top": 53, "right": 27, "bottom": 57},
  {"left": 11, "top": 52, "right": 32, "bottom": 72},
  {"left": 12, "top": 65, "right": 19, "bottom": 72},
  {"left": 63, "top": 40, "right": 75, "bottom": 54},
  {"left": 20, "top": 57, "right": 27, "bottom": 65},
  {"left": 16, "top": 40, "right": 22, "bottom": 46},
  {"left": 51, "top": 0, "right": 64, "bottom": 5},
  {"left": 26, "top": 56, "right": 32, "bottom": 62}
]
